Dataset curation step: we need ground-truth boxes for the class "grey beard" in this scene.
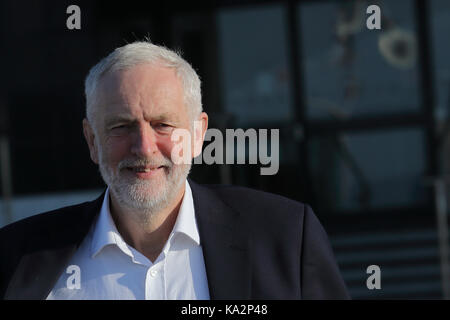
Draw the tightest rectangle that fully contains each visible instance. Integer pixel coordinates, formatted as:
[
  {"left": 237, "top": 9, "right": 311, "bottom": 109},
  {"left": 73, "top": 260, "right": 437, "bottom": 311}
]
[{"left": 98, "top": 156, "right": 191, "bottom": 224}]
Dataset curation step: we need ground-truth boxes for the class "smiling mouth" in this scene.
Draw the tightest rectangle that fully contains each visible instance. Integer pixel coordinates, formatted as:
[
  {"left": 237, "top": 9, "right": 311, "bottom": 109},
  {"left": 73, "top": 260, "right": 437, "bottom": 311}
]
[{"left": 127, "top": 166, "right": 164, "bottom": 173}]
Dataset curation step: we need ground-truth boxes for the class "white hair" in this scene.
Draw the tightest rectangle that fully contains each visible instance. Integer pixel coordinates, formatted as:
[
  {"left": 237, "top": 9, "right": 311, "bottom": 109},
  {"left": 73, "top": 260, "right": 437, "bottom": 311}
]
[{"left": 84, "top": 41, "right": 202, "bottom": 130}]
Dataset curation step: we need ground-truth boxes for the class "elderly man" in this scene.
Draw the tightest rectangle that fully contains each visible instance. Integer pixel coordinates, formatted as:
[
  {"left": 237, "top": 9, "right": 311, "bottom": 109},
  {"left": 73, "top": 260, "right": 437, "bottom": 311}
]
[{"left": 0, "top": 41, "right": 349, "bottom": 300}]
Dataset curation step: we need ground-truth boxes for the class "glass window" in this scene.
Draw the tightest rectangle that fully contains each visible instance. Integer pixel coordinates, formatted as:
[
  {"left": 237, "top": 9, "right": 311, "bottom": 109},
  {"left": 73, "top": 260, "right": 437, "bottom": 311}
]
[
  {"left": 308, "top": 128, "right": 427, "bottom": 212},
  {"left": 217, "top": 5, "right": 293, "bottom": 127},
  {"left": 299, "top": 0, "right": 421, "bottom": 120},
  {"left": 431, "top": 0, "right": 450, "bottom": 118}
]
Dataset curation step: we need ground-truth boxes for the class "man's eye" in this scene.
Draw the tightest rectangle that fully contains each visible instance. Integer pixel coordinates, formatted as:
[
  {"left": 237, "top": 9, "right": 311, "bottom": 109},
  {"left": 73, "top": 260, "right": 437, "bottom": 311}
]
[
  {"left": 155, "top": 123, "right": 171, "bottom": 130},
  {"left": 111, "top": 124, "right": 128, "bottom": 130}
]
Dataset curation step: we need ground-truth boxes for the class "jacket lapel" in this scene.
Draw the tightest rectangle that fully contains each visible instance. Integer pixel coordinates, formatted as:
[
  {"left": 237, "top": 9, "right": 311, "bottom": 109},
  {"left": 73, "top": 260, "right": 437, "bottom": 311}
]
[
  {"left": 4, "top": 192, "right": 104, "bottom": 300},
  {"left": 189, "top": 180, "right": 251, "bottom": 299}
]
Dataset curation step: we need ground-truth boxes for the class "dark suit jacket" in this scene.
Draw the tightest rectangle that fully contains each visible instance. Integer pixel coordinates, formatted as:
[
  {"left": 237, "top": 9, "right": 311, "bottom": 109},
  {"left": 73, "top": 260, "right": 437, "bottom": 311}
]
[{"left": 0, "top": 179, "right": 350, "bottom": 300}]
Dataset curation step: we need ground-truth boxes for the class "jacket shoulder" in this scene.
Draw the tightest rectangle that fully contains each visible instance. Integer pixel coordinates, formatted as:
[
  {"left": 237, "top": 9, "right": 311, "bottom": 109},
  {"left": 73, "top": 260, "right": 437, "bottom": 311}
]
[
  {"left": 204, "top": 183, "right": 308, "bottom": 216},
  {"left": 0, "top": 199, "right": 100, "bottom": 253},
  {"left": 0, "top": 200, "right": 100, "bottom": 298}
]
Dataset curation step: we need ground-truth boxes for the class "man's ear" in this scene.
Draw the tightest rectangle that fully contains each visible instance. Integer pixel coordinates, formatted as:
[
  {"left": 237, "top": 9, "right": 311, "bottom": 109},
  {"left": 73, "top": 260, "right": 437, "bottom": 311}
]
[
  {"left": 82, "top": 118, "right": 99, "bottom": 164},
  {"left": 192, "top": 112, "right": 208, "bottom": 158}
]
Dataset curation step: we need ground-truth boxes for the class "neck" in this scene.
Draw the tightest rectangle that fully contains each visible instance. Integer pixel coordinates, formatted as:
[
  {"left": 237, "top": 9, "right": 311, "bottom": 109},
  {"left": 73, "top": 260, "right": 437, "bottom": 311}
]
[{"left": 108, "top": 183, "right": 186, "bottom": 262}]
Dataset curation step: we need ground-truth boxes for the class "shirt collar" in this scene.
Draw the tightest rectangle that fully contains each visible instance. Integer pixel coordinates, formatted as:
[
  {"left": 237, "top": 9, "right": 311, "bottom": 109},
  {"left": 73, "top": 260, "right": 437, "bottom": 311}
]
[
  {"left": 171, "top": 180, "right": 200, "bottom": 245},
  {"left": 90, "top": 179, "right": 200, "bottom": 258}
]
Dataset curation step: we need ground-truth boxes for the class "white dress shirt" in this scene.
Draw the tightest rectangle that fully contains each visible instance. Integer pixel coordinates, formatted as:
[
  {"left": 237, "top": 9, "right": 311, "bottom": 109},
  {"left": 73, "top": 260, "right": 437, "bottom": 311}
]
[{"left": 46, "top": 180, "right": 210, "bottom": 300}]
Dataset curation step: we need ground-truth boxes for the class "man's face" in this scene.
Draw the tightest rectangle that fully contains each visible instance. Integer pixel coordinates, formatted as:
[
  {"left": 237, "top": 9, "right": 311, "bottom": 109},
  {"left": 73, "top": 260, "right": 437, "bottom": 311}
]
[{"left": 83, "top": 63, "right": 207, "bottom": 214}]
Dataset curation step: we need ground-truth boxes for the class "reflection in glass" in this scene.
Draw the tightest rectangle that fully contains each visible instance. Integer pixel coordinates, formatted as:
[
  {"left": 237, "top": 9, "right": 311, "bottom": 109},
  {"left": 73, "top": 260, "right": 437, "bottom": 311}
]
[{"left": 299, "top": 0, "right": 421, "bottom": 120}]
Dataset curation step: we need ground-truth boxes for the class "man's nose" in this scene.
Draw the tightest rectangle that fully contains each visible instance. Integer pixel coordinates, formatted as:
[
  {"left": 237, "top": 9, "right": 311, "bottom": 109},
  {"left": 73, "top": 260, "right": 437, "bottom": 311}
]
[{"left": 131, "top": 124, "right": 157, "bottom": 157}]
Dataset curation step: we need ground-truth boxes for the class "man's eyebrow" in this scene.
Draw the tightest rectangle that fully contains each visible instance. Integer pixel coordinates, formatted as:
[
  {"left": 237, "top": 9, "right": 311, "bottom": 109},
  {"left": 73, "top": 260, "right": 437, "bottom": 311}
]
[
  {"left": 146, "top": 112, "right": 182, "bottom": 123},
  {"left": 104, "top": 115, "right": 135, "bottom": 127},
  {"left": 152, "top": 113, "right": 174, "bottom": 121},
  {"left": 104, "top": 112, "right": 181, "bottom": 127}
]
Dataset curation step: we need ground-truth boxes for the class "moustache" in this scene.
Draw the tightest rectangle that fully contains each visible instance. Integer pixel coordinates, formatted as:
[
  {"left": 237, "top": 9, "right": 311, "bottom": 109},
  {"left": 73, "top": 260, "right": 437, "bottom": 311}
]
[{"left": 118, "top": 157, "right": 173, "bottom": 170}]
